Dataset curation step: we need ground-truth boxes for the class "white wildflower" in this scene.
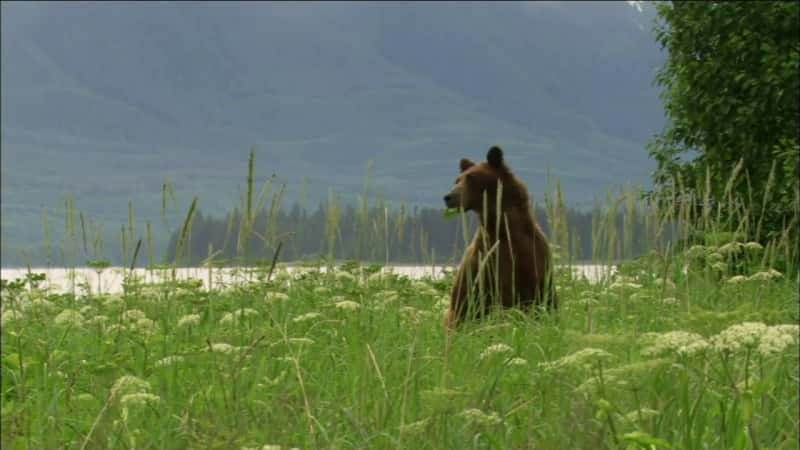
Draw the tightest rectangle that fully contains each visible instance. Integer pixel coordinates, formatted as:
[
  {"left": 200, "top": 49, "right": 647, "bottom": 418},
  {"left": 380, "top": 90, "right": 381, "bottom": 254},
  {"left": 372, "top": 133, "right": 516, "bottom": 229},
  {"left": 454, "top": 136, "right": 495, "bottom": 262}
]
[
  {"left": 719, "top": 242, "right": 744, "bottom": 255},
  {"left": 209, "top": 343, "right": 240, "bottom": 354},
  {"left": 1, "top": 309, "right": 23, "bottom": 327},
  {"left": 726, "top": 275, "right": 748, "bottom": 284},
  {"left": 609, "top": 281, "right": 642, "bottom": 290},
  {"left": 265, "top": 292, "right": 290, "bottom": 302},
  {"left": 642, "top": 331, "right": 708, "bottom": 357},
  {"left": 540, "top": 348, "right": 614, "bottom": 371},
  {"left": 334, "top": 300, "right": 361, "bottom": 311},
  {"left": 133, "top": 318, "right": 157, "bottom": 335},
  {"left": 376, "top": 290, "right": 399, "bottom": 303},
  {"left": 335, "top": 271, "right": 356, "bottom": 282},
  {"left": 54, "top": 309, "right": 85, "bottom": 327},
  {"left": 630, "top": 292, "right": 651, "bottom": 302},
  {"left": 660, "top": 297, "right": 678, "bottom": 305},
  {"left": 748, "top": 269, "right": 783, "bottom": 281},
  {"left": 757, "top": 324, "right": 799, "bottom": 355},
  {"left": 686, "top": 245, "right": 707, "bottom": 259},
  {"left": 79, "top": 305, "right": 94, "bottom": 316},
  {"left": 88, "top": 315, "right": 108, "bottom": 327},
  {"left": 219, "top": 308, "right": 259, "bottom": 325},
  {"left": 744, "top": 242, "right": 763, "bottom": 252},
  {"left": 459, "top": 408, "right": 503, "bottom": 426},
  {"left": 706, "top": 252, "right": 725, "bottom": 263},
  {"left": 480, "top": 343, "right": 514, "bottom": 360},
  {"left": 313, "top": 286, "right": 330, "bottom": 295},
  {"left": 710, "top": 262, "right": 728, "bottom": 272},
  {"left": 111, "top": 375, "right": 151, "bottom": 397},
  {"left": 710, "top": 322, "right": 769, "bottom": 353},
  {"left": 122, "top": 309, "right": 147, "bottom": 321},
  {"left": 103, "top": 294, "right": 124, "bottom": 308},
  {"left": 120, "top": 392, "right": 161, "bottom": 408},
  {"left": 154, "top": 355, "right": 185, "bottom": 367},
  {"left": 177, "top": 314, "right": 201, "bottom": 328},
  {"left": 367, "top": 271, "right": 384, "bottom": 282},
  {"left": 22, "top": 298, "right": 54, "bottom": 313},
  {"left": 292, "top": 312, "right": 322, "bottom": 323},
  {"left": 508, "top": 357, "right": 528, "bottom": 366}
]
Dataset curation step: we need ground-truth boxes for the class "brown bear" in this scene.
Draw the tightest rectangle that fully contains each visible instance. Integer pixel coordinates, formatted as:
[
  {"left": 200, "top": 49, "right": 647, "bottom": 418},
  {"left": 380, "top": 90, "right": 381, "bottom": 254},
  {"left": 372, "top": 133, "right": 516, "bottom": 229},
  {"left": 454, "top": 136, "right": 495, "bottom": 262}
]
[{"left": 443, "top": 145, "right": 557, "bottom": 328}]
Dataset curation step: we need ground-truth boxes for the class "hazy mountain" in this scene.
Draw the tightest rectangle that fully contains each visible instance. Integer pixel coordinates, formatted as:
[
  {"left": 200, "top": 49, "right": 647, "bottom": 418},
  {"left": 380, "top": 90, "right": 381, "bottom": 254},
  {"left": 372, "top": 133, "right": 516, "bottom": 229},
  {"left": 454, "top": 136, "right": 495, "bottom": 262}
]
[{"left": 1, "top": 1, "right": 664, "bottom": 263}]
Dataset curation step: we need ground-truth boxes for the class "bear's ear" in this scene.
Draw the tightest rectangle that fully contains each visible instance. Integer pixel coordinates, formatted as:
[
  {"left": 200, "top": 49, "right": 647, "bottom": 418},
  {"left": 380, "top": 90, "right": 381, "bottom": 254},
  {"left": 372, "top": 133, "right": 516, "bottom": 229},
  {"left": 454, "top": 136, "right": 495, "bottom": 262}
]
[
  {"left": 487, "top": 146, "right": 504, "bottom": 169},
  {"left": 460, "top": 158, "right": 475, "bottom": 172}
]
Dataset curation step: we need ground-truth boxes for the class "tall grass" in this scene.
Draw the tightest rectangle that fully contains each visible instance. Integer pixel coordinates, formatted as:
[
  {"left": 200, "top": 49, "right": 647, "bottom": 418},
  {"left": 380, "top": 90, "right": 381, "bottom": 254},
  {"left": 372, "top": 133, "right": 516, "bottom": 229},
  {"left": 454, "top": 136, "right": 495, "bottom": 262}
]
[{"left": 2, "top": 151, "right": 797, "bottom": 449}]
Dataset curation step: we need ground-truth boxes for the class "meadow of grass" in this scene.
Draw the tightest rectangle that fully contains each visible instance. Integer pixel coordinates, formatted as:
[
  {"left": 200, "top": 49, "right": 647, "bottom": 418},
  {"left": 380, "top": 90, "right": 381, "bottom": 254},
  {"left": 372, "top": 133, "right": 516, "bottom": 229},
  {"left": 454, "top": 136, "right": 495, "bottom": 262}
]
[
  {"left": 1, "top": 237, "right": 798, "bottom": 449},
  {"left": 1, "top": 154, "right": 798, "bottom": 449}
]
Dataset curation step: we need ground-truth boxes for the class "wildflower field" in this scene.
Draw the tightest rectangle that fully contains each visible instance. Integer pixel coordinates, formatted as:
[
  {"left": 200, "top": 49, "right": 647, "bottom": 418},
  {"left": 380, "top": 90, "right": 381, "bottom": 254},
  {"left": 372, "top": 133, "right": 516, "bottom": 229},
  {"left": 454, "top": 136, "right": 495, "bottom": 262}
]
[{"left": 1, "top": 242, "right": 797, "bottom": 449}]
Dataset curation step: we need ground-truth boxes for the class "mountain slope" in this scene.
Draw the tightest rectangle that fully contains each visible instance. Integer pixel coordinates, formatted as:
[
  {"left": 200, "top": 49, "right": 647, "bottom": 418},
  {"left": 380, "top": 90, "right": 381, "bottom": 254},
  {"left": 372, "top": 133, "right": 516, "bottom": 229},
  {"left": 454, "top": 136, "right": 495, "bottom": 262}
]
[{"left": 0, "top": 1, "right": 664, "bottom": 262}]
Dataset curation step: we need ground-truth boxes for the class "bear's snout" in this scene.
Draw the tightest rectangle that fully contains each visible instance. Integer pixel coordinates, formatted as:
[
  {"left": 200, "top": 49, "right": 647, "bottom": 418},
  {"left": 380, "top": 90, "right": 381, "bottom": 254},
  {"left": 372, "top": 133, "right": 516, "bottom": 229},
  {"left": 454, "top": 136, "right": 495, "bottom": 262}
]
[{"left": 444, "top": 193, "right": 459, "bottom": 208}]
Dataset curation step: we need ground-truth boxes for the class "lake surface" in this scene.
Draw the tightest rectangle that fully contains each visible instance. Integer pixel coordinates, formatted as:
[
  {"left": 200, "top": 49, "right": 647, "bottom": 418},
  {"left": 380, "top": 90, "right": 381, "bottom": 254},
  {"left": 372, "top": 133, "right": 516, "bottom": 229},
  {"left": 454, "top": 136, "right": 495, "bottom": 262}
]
[{"left": 0, "top": 264, "right": 615, "bottom": 295}]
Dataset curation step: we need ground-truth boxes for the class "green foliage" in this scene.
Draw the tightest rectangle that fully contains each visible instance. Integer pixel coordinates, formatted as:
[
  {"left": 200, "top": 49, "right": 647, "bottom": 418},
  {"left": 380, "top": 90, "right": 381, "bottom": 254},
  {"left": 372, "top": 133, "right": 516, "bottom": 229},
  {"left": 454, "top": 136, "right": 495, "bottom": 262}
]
[
  {"left": 648, "top": 1, "right": 799, "bottom": 241},
  {"left": 1, "top": 244, "right": 797, "bottom": 449}
]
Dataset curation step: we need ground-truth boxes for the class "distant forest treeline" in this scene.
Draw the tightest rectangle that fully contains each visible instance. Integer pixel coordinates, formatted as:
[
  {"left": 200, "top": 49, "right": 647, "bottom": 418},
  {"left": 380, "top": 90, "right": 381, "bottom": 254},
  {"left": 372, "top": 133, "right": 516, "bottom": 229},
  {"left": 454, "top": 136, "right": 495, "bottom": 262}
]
[{"left": 165, "top": 200, "right": 653, "bottom": 266}]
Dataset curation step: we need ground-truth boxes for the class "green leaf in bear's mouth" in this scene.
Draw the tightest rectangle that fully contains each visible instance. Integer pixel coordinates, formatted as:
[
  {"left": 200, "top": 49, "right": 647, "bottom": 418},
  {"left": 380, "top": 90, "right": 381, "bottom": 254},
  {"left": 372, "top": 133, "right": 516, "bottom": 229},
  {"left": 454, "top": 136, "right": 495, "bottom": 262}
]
[{"left": 443, "top": 208, "right": 461, "bottom": 219}]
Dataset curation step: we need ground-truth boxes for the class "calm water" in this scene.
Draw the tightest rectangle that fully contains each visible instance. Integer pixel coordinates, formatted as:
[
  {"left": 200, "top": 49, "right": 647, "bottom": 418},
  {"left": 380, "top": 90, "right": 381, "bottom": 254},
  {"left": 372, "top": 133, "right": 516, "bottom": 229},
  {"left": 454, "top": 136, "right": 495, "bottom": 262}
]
[{"left": 0, "top": 264, "right": 615, "bottom": 295}]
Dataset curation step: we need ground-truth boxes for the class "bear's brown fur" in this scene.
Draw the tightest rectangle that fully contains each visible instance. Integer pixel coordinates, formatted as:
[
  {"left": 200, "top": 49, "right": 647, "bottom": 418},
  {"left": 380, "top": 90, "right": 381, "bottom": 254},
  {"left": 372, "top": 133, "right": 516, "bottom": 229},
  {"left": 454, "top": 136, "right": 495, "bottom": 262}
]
[{"left": 443, "top": 146, "right": 557, "bottom": 328}]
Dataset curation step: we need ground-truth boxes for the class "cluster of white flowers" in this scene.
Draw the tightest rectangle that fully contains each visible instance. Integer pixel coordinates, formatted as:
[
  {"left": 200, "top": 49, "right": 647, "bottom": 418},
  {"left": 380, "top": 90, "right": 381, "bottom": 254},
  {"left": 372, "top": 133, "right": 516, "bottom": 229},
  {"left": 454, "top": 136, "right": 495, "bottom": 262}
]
[
  {"left": 726, "top": 275, "right": 749, "bottom": 284},
  {"left": 177, "top": 313, "right": 201, "bottom": 328},
  {"left": 265, "top": 292, "right": 290, "bottom": 303},
  {"left": 507, "top": 357, "right": 528, "bottom": 366},
  {"left": 660, "top": 297, "right": 678, "bottom": 306},
  {"left": 719, "top": 242, "right": 744, "bottom": 255},
  {"left": 111, "top": 375, "right": 152, "bottom": 398},
  {"left": 21, "top": 298, "right": 54, "bottom": 313},
  {"left": 334, "top": 300, "right": 361, "bottom": 311},
  {"left": 376, "top": 290, "right": 399, "bottom": 303},
  {"left": 103, "top": 294, "right": 124, "bottom": 308},
  {"left": 642, "top": 331, "right": 708, "bottom": 357},
  {"left": 209, "top": 342, "right": 241, "bottom": 354},
  {"left": 747, "top": 269, "right": 783, "bottom": 281},
  {"left": 54, "top": 309, "right": 85, "bottom": 328},
  {"left": 335, "top": 271, "right": 356, "bottom": 282},
  {"left": 459, "top": 408, "right": 503, "bottom": 426},
  {"left": 1, "top": 309, "right": 23, "bottom": 327},
  {"left": 154, "top": 355, "right": 185, "bottom": 367},
  {"left": 121, "top": 309, "right": 148, "bottom": 321},
  {"left": 120, "top": 392, "right": 161, "bottom": 408},
  {"left": 743, "top": 241, "right": 763, "bottom": 251},
  {"left": 219, "top": 308, "right": 259, "bottom": 325},
  {"left": 479, "top": 343, "right": 514, "bottom": 360},
  {"left": 292, "top": 312, "right": 322, "bottom": 323},
  {"left": 609, "top": 281, "right": 642, "bottom": 291},
  {"left": 435, "top": 296, "right": 450, "bottom": 310},
  {"left": 711, "top": 322, "right": 798, "bottom": 356},
  {"left": 313, "top": 286, "right": 330, "bottom": 295},
  {"left": 539, "top": 348, "right": 614, "bottom": 372}
]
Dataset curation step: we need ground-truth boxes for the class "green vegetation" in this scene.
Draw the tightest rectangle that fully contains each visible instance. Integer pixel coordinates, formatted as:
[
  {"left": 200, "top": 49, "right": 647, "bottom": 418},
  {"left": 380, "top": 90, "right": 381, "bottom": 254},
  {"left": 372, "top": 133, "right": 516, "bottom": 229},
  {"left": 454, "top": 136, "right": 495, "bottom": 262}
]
[
  {"left": 1, "top": 226, "right": 797, "bottom": 448},
  {"left": 648, "top": 1, "right": 799, "bottom": 241}
]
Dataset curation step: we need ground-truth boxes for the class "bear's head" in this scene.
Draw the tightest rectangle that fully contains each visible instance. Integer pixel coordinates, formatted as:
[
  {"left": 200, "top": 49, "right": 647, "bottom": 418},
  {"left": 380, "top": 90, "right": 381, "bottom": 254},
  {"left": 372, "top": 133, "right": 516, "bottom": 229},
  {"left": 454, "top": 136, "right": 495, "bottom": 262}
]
[{"left": 444, "top": 146, "right": 526, "bottom": 213}]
